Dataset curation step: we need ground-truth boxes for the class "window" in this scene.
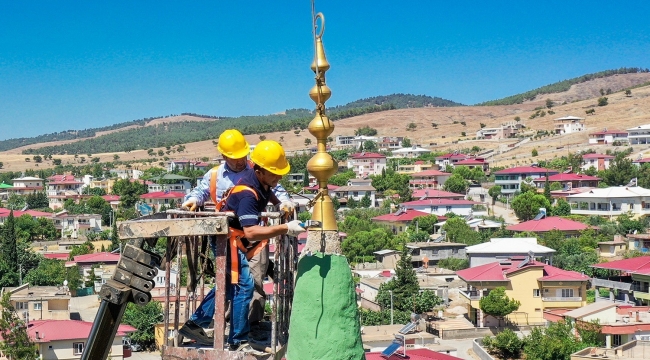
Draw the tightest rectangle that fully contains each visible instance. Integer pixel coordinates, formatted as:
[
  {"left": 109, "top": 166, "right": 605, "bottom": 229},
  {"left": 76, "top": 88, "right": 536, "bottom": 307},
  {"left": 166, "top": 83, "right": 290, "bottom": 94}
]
[
  {"left": 16, "top": 302, "right": 28, "bottom": 310},
  {"left": 561, "top": 288, "right": 574, "bottom": 297},
  {"left": 533, "top": 289, "right": 540, "bottom": 297},
  {"left": 33, "top": 302, "right": 42, "bottom": 311},
  {"left": 445, "top": 206, "right": 452, "bottom": 212},
  {"left": 73, "top": 342, "right": 85, "bottom": 355},
  {"left": 613, "top": 334, "right": 622, "bottom": 346}
]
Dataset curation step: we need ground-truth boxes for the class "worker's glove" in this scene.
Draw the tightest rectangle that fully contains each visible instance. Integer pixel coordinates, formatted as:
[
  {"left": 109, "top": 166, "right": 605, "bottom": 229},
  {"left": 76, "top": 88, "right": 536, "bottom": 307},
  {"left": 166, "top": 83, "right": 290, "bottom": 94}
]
[
  {"left": 279, "top": 201, "right": 296, "bottom": 219},
  {"left": 181, "top": 197, "right": 199, "bottom": 211},
  {"left": 286, "top": 220, "right": 307, "bottom": 237}
]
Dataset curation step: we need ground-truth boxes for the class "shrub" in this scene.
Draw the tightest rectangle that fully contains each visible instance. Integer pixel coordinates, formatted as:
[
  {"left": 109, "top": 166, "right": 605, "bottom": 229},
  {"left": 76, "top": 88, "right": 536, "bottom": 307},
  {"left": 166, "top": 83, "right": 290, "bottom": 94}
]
[
  {"left": 482, "top": 329, "right": 525, "bottom": 360},
  {"left": 597, "top": 97, "right": 608, "bottom": 106}
]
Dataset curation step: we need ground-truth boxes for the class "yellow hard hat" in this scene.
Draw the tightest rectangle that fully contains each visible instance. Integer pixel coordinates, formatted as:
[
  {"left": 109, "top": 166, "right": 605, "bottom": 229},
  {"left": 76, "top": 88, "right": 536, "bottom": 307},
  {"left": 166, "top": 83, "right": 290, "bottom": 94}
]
[
  {"left": 217, "top": 129, "right": 250, "bottom": 159},
  {"left": 250, "top": 140, "right": 290, "bottom": 175}
]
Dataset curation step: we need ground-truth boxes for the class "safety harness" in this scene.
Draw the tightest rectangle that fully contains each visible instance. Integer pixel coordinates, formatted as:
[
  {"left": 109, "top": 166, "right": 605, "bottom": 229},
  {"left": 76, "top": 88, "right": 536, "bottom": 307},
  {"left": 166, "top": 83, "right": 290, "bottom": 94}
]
[{"left": 210, "top": 170, "right": 269, "bottom": 284}]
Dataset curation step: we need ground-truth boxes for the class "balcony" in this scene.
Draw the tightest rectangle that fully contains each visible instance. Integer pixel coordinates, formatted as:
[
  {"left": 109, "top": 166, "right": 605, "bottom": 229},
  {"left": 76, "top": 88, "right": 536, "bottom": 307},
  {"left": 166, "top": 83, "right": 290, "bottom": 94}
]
[
  {"left": 592, "top": 278, "right": 633, "bottom": 291},
  {"left": 542, "top": 296, "right": 582, "bottom": 302},
  {"left": 459, "top": 290, "right": 482, "bottom": 301}
]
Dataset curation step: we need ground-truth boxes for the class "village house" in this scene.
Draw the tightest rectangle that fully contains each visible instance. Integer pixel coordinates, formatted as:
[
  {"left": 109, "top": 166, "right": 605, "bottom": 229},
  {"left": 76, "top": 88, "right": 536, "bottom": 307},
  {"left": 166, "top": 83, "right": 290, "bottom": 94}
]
[
  {"left": 376, "top": 136, "right": 404, "bottom": 151},
  {"left": 533, "top": 173, "right": 601, "bottom": 191},
  {"left": 506, "top": 215, "right": 594, "bottom": 236},
  {"left": 554, "top": 115, "right": 585, "bottom": 134},
  {"left": 406, "top": 242, "right": 466, "bottom": 268},
  {"left": 147, "top": 174, "right": 192, "bottom": 194},
  {"left": 581, "top": 153, "right": 615, "bottom": 172},
  {"left": 333, "top": 185, "right": 377, "bottom": 207},
  {"left": 634, "top": 157, "right": 650, "bottom": 166},
  {"left": 371, "top": 208, "right": 437, "bottom": 235},
  {"left": 567, "top": 186, "right": 650, "bottom": 217},
  {"left": 457, "top": 257, "right": 589, "bottom": 326},
  {"left": 411, "top": 189, "right": 465, "bottom": 200},
  {"left": 434, "top": 218, "right": 505, "bottom": 235},
  {"left": 46, "top": 174, "right": 84, "bottom": 210},
  {"left": 454, "top": 157, "right": 490, "bottom": 172},
  {"left": 476, "top": 122, "right": 523, "bottom": 140},
  {"left": 627, "top": 124, "right": 650, "bottom": 145},
  {"left": 109, "top": 168, "right": 143, "bottom": 180},
  {"left": 52, "top": 210, "right": 103, "bottom": 239},
  {"left": 464, "top": 237, "right": 555, "bottom": 267},
  {"left": 11, "top": 176, "right": 44, "bottom": 195},
  {"left": 590, "top": 257, "right": 650, "bottom": 306},
  {"left": 494, "top": 166, "right": 559, "bottom": 196},
  {"left": 347, "top": 152, "right": 387, "bottom": 178},
  {"left": 167, "top": 159, "right": 210, "bottom": 172},
  {"left": 391, "top": 146, "right": 432, "bottom": 158},
  {"left": 544, "top": 300, "right": 650, "bottom": 348},
  {"left": 66, "top": 252, "right": 121, "bottom": 286},
  {"left": 3, "top": 284, "right": 70, "bottom": 322},
  {"left": 0, "top": 208, "right": 53, "bottom": 226},
  {"left": 23, "top": 320, "right": 135, "bottom": 360},
  {"left": 434, "top": 153, "right": 471, "bottom": 169},
  {"left": 399, "top": 198, "right": 482, "bottom": 217},
  {"left": 396, "top": 160, "right": 435, "bottom": 174},
  {"left": 408, "top": 170, "right": 452, "bottom": 190},
  {"left": 140, "top": 191, "right": 185, "bottom": 212},
  {"left": 588, "top": 129, "right": 628, "bottom": 145}
]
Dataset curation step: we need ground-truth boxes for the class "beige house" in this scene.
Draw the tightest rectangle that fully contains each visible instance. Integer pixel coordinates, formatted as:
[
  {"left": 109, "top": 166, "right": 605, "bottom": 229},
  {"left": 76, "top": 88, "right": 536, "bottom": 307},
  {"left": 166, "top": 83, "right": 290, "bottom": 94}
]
[{"left": 3, "top": 284, "right": 70, "bottom": 322}]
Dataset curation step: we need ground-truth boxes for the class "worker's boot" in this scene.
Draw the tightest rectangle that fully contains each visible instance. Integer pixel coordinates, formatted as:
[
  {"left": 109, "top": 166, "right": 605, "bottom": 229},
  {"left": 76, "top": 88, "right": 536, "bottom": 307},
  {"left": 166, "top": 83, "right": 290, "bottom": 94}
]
[{"left": 179, "top": 320, "right": 214, "bottom": 346}]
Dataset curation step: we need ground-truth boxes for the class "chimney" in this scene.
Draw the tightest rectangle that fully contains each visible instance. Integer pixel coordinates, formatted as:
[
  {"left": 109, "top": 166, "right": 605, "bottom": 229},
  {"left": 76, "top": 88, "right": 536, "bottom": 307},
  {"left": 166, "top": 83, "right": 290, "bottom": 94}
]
[{"left": 35, "top": 332, "right": 39, "bottom": 340}]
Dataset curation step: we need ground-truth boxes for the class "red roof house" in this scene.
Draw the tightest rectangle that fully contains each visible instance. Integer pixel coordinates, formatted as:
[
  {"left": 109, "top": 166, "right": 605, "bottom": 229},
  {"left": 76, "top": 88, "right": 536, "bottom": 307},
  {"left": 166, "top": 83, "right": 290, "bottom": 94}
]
[
  {"left": 65, "top": 252, "right": 121, "bottom": 267},
  {"left": 506, "top": 216, "right": 594, "bottom": 234},
  {"left": 365, "top": 348, "right": 463, "bottom": 360},
  {"left": 411, "top": 189, "right": 465, "bottom": 200}
]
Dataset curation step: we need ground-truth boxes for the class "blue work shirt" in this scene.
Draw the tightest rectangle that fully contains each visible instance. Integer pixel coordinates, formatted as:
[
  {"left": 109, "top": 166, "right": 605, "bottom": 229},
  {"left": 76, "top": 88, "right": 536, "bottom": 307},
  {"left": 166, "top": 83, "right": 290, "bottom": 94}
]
[
  {"left": 223, "top": 169, "right": 273, "bottom": 231},
  {"left": 184, "top": 162, "right": 290, "bottom": 205}
]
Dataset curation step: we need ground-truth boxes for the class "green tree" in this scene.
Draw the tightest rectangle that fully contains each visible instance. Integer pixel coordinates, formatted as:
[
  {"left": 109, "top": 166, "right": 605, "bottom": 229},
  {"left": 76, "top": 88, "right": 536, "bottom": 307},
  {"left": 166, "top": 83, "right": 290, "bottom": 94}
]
[
  {"left": 488, "top": 185, "right": 501, "bottom": 205},
  {"left": 0, "top": 211, "right": 19, "bottom": 285},
  {"left": 122, "top": 301, "right": 164, "bottom": 350},
  {"left": 407, "top": 122, "right": 417, "bottom": 131},
  {"left": 524, "top": 320, "right": 600, "bottom": 360},
  {"left": 304, "top": 138, "right": 312, "bottom": 147},
  {"left": 545, "top": 98, "right": 554, "bottom": 109},
  {"left": 553, "top": 198, "right": 572, "bottom": 216},
  {"left": 363, "top": 140, "right": 378, "bottom": 152},
  {"left": 543, "top": 174, "right": 551, "bottom": 201},
  {"left": 442, "top": 174, "right": 469, "bottom": 194},
  {"left": 26, "top": 192, "right": 49, "bottom": 209},
  {"left": 412, "top": 215, "right": 438, "bottom": 235},
  {"left": 24, "top": 258, "right": 69, "bottom": 286},
  {"left": 355, "top": 125, "right": 378, "bottom": 136},
  {"left": 360, "top": 193, "right": 372, "bottom": 208},
  {"left": 625, "top": 89, "right": 632, "bottom": 96},
  {"left": 112, "top": 178, "right": 147, "bottom": 209},
  {"left": 68, "top": 241, "right": 95, "bottom": 260},
  {"left": 512, "top": 192, "right": 551, "bottom": 221},
  {"left": 441, "top": 217, "right": 481, "bottom": 245},
  {"left": 341, "top": 227, "right": 396, "bottom": 263},
  {"left": 597, "top": 97, "right": 608, "bottom": 106},
  {"left": 6, "top": 193, "right": 26, "bottom": 210},
  {"left": 479, "top": 287, "right": 520, "bottom": 323},
  {"left": 0, "top": 293, "right": 38, "bottom": 359},
  {"left": 532, "top": 148, "right": 538, "bottom": 157},
  {"left": 83, "top": 187, "right": 107, "bottom": 196},
  {"left": 602, "top": 153, "right": 637, "bottom": 186},
  {"left": 482, "top": 329, "right": 524, "bottom": 360},
  {"left": 401, "top": 137, "right": 412, "bottom": 148},
  {"left": 437, "top": 258, "right": 469, "bottom": 271}
]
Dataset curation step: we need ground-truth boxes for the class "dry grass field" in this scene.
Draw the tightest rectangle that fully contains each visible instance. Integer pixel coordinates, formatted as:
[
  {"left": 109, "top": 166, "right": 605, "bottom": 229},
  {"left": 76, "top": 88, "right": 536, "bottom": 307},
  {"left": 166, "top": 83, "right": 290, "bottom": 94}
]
[{"left": 2, "top": 73, "right": 650, "bottom": 173}]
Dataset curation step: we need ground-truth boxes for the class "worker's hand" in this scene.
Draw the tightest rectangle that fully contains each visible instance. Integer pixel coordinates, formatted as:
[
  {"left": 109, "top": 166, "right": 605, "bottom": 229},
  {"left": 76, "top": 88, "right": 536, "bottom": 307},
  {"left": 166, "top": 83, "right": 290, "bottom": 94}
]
[
  {"left": 286, "top": 220, "right": 307, "bottom": 237},
  {"left": 181, "top": 198, "right": 199, "bottom": 211},
  {"left": 279, "top": 201, "right": 296, "bottom": 219}
]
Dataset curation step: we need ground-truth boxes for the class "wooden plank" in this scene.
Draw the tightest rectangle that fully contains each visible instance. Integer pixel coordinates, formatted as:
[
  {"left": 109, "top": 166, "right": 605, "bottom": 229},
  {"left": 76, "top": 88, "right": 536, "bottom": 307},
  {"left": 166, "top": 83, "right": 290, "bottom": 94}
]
[{"left": 118, "top": 216, "right": 229, "bottom": 239}]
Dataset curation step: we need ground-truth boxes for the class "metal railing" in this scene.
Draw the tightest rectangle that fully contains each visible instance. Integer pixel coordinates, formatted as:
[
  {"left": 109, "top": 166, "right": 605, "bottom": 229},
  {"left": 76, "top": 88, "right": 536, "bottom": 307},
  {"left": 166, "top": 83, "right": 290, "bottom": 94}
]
[{"left": 542, "top": 296, "right": 582, "bottom": 302}]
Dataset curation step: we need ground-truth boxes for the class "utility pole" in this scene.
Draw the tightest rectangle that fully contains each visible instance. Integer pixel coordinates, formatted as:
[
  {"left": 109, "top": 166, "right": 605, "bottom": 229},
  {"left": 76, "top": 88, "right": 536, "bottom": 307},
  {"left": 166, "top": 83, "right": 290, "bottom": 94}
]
[{"left": 389, "top": 290, "right": 394, "bottom": 325}]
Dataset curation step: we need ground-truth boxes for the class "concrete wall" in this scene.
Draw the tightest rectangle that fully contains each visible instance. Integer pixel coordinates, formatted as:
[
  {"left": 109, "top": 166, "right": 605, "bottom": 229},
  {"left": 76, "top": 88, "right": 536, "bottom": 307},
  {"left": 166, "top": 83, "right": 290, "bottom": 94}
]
[{"left": 473, "top": 338, "right": 496, "bottom": 360}]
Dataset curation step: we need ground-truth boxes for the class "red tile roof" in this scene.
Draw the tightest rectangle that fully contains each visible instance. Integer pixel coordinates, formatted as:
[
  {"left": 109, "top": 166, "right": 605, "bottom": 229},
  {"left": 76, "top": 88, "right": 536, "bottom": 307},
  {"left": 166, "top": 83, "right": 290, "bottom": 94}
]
[
  {"left": 102, "top": 195, "right": 121, "bottom": 201},
  {"left": 494, "top": 166, "right": 558, "bottom": 175},
  {"left": 303, "top": 184, "right": 340, "bottom": 191},
  {"left": 0, "top": 208, "right": 53, "bottom": 218},
  {"left": 411, "top": 170, "right": 452, "bottom": 177},
  {"left": 66, "top": 252, "right": 121, "bottom": 266},
  {"left": 581, "top": 153, "right": 615, "bottom": 159},
  {"left": 372, "top": 209, "right": 436, "bottom": 222},
  {"left": 455, "top": 158, "right": 488, "bottom": 165},
  {"left": 634, "top": 158, "right": 650, "bottom": 164},
  {"left": 351, "top": 152, "right": 386, "bottom": 159},
  {"left": 436, "top": 153, "right": 470, "bottom": 160},
  {"left": 25, "top": 320, "right": 135, "bottom": 342},
  {"left": 365, "top": 348, "right": 463, "bottom": 360},
  {"left": 411, "top": 189, "right": 465, "bottom": 199},
  {"left": 140, "top": 191, "right": 186, "bottom": 199},
  {"left": 47, "top": 174, "right": 83, "bottom": 185},
  {"left": 591, "top": 256, "right": 650, "bottom": 273},
  {"left": 506, "top": 216, "right": 592, "bottom": 232},
  {"left": 457, "top": 259, "right": 589, "bottom": 282},
  {"left": 532, "top": 174, "right": 600, "bottom": 182},
  {"left": 401, "top": 199, "right": 478, "bottom": 207},
  {"left": 43, "top": 253, "right": 70, "bottom": 260}
]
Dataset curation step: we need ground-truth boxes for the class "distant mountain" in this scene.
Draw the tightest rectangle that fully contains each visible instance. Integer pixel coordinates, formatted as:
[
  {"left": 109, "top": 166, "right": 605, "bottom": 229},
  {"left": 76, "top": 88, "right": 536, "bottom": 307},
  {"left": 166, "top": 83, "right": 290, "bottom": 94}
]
[
  {"left": 16, "top": 94, "right": 457, "bottom": 155},
  {"left": 478, "top": 67, "right": 650, "bottom": 106}
]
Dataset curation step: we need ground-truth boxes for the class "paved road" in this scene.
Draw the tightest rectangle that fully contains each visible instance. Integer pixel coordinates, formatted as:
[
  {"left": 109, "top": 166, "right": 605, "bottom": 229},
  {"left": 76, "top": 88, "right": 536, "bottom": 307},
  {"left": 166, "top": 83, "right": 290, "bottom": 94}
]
[{"left": 128, "top": 351, "right": 162, "bottom": 359}]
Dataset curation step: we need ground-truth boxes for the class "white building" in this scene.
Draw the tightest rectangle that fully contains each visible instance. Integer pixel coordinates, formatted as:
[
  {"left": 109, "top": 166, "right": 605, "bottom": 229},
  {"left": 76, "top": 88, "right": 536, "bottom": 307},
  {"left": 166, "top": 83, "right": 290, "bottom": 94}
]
[
  {"left": 335, "top": 135, "right": 378, "bottom": 149},
  {"left": 390, "top": 146, "right": 431, "bottom": 158},
  {"left": 399, "top": 199, "right": 483, "bottom": 217},
  {"left": 581, "top": 153, "right": 615, "bottom": 172},
  {"left": 347, "top": 152, "right": 387, "bottom": 178},
  {"left": 554, "top": 115, "right": 585, "bottom": 134},
  {"left": 588, "top": 129, "right": 628, "bottom": 145},
  {"left": 465, "top": 237, "right": 555, "bottom": 267},
  {"left": 109, "top": 168, "right": 143, "bottom": 180},
  {"left": 11, "top": 176, "right": 44, "bottom": 195},
  {"left": 494, "top": 166, "right": 558, "bottom": 196},
  {"left": 333, "top": 185, "right": 377, "bottom": 207},
  {"left": 567, "top": 186, "right": 650, "bottom": 217},
  {"left": 627, "top": 124, "right": 650, "bottom": 145}
]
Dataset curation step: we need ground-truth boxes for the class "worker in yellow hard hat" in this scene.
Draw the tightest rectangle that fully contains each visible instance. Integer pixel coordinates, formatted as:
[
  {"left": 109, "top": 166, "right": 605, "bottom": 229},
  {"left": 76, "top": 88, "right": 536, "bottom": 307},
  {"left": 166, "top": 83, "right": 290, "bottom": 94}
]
[{"left": 180, "top": 130, "right": 300, "bottom": 348}]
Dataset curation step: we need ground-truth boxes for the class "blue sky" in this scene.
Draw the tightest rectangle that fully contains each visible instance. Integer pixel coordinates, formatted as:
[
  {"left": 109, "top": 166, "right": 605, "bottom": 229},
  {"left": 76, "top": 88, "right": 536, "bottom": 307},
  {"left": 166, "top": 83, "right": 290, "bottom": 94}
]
[{"left": 1, "top": 1, "right": 649, "bottom": 140}]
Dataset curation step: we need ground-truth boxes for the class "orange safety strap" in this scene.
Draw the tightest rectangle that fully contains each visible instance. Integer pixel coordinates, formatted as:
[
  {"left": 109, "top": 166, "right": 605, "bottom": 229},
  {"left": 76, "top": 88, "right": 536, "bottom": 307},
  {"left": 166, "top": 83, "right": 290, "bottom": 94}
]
[
  {"left": 209, "top": 166, "right": 219, "bottom": 206},
  {"left": 245, "top": 239, "right": 269, "bottom": 260},
  {"left": 218, "top": 184, "right": 260, "bottom": 284}
]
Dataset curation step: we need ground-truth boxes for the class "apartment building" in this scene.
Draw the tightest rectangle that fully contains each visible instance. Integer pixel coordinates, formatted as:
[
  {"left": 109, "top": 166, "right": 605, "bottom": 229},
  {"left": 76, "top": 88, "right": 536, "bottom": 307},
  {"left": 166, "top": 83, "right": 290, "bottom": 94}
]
[
  {"left": 408, "top": 170, "right": 451, "bottom": 190},
  {"left": 627, "top": 124, "right": 650, "bottom": 145},
  {"left": 11, "top": 176, "right": 44, "bottom": 195},
  {"left": 347, "top": 152, "right": 387, "bottom": 177},
  {"left": 4, "top": 284, "right": 70, "bottom": 322},
  {"left": 581, "top": 153, "right": 615, "bottom": 171},
  {"left": 554, "top": 115, "right": 585, "bottom": 134},
  {"left": 567, "top": 186, "right": 650, "bottom": 217},
  {"left": 494, "top": 166, "right": 558, "bottom": 196}
]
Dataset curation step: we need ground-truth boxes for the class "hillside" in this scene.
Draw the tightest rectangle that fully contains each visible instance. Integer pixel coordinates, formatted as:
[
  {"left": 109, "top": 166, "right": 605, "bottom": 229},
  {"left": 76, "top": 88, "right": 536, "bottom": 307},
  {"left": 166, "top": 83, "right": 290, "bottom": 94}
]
[{"left": 1, "top": 72, "right": 650, "bottom": 172}]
